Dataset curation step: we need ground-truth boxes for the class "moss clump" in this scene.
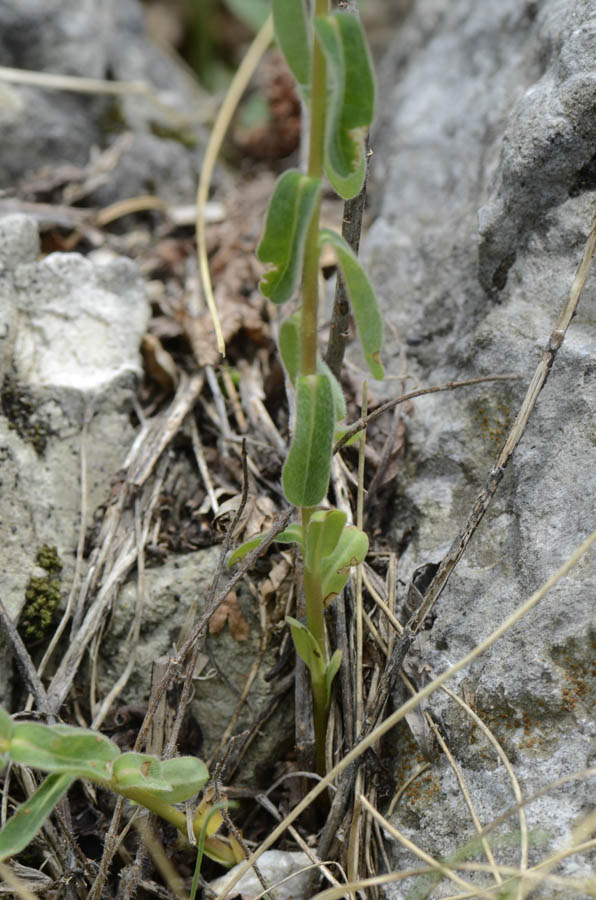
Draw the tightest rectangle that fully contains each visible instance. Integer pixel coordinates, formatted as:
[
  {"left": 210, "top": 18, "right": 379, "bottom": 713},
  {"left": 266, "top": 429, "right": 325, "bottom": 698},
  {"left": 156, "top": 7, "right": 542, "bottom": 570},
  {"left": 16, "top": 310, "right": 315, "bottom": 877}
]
[
  {"left": 1, "top": 376, "right": 50, "bottom": 455},
  {"left": 19, "top": 545, "right": 63, "bottom": 643},
  {"left": 149, "top": 120, "right": 198, "bottom": 149}
]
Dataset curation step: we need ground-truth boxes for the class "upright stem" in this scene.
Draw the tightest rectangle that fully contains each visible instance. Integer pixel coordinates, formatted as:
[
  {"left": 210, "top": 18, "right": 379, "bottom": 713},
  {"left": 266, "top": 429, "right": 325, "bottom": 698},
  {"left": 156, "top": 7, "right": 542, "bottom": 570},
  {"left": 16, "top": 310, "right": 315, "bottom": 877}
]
[
  {"left": 300, "top": 0, "right": 328, "bottom": 377},
  {"left": 300, "top": 0, "right": 329, "bottom": 775}
]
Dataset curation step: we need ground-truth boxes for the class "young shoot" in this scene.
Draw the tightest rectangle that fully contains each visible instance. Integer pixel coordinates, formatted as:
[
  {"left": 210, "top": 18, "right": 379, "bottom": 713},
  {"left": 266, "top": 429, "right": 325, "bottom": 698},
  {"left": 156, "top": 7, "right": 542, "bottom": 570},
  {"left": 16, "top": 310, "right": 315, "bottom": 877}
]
[
  {"left": 0, "top": 707, "right": 241, "bottom": 868},
  {"left": 231, "top": 0, "right": 383, "bottom": 775}
]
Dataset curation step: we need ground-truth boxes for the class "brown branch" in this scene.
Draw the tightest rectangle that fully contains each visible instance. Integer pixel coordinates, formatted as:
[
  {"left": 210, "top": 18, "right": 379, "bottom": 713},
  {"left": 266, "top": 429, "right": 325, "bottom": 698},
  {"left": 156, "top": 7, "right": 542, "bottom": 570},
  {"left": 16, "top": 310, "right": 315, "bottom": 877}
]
[
  {"left": 0, "top": 598, "right": 52, "bottom": 716},
  {"left": 334, "top": 373, "right": 524, "bottom": 454}
]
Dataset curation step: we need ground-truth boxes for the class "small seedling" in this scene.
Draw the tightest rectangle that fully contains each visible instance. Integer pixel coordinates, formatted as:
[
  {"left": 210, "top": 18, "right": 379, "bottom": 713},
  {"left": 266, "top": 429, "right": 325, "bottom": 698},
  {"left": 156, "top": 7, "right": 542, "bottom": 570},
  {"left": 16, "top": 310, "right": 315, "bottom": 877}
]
[
  {"left": 230, "top": 0, "right": 383, "bottom": 774},
  {"left": 0, "top": 707, "right": 240, "bottom": 867}
]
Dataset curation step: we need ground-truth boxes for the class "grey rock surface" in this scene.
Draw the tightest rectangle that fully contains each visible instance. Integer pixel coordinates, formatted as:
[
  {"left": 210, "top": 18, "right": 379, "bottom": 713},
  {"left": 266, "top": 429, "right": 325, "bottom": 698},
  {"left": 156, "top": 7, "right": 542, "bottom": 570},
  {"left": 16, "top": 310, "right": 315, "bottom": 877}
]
[
  {"left": 0, "top": 213, "right": 150, "bottom": 703},
  {"left": 97, "top": 552, "right": 291, "bottom": 786},
  {"left": 0, "top": 0, "right": 209, "bottom": 201},
  {"left": 366, "top": 0, "right": 596, "bottom": 895}
]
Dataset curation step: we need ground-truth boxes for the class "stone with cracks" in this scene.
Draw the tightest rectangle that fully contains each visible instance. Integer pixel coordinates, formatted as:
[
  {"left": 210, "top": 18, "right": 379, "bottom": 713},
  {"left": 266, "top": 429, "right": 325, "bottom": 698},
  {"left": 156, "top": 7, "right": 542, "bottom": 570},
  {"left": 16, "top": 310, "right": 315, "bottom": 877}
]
[{"left": 365, "top": 0, "right": 596, "bottom": 895}]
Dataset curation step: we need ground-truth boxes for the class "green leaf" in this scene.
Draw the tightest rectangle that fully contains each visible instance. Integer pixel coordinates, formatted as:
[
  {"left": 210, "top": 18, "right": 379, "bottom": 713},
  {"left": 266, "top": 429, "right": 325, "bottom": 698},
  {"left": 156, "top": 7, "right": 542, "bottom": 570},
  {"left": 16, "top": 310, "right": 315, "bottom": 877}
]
[
  {"left": 317, "top": 356, "right": 347, "bottom": 422},
  {"left": 228, "top": 534, "right": 267, "bottom": 567},
  {"left": 334, "top": 426, "right": 362, "bottom": 447},
  {"left": 320, "top": 525, "right": 368, "bottom": 606},
  {"left": 319, "top": 228, "right": 384, "bottom": 379},
  {"left": 315, "top": 13, "right": 375, "bottom": 199},
  {"left": 228, "top": 523, "right": 304, "bottom": 568},
  {"left": 279, "top": 311, "right": 301, "bottom": 384},
  {"left": 275, "top": 523, "right": 304, "bottom": 545},
  {"left": 112, "top": 752, "right": 166, "bottom": 792},
  {"left": 224, "top": 0, "right": 269, "bottom": 32},
  {"left": 324, "top": 649, "right": 342, "bottom": 707},
  {"left": 286, "top": 616, "right": 325, "bottom": 682},
  {"left": 0, "top": 773, "right": 74, "bottom": 862},
  {"left": 279, "top": 312, "right": 346, "bottom": 422},
  {"left": 9, "top": 722, "right": 119, "bottom": 781},
  {"left": 113, "top": 753, "right": 209, "bottom": 804},
  {"left": 282, "top": 374, "right": 334, "bottom": 507},
  {"left": 273, "top": 0, "right": 312, "bottom": 90},
  {"left": 0, "top": 708, "right": 14, "bottom": 753},
  {"left": 257, "top": 170, "right": 321, "bottom": 303},
  {"left": 305, "top": 509, "right": 347, "bottom": 571},
  {"left": 156, "top": 757, "right": 209, "bottom": 803}
]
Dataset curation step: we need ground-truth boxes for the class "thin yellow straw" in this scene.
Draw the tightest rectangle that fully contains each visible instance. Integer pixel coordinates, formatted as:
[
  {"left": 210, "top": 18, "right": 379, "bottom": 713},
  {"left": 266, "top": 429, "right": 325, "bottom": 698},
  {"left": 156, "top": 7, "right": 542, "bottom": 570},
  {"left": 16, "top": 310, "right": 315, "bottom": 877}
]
[{"left": 196, "top": 16, "right": 274, "bottom": 356}]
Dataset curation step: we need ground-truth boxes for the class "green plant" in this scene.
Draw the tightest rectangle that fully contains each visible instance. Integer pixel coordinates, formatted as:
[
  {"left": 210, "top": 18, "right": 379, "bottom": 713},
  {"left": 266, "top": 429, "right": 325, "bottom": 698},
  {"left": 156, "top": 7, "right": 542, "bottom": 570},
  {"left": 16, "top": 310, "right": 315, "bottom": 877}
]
[
  {"left": 0, "top": 707, "right": 240, "bottom": 867},
  {"left": 230, "top": 0, "right": 382, "bottom": 774}
]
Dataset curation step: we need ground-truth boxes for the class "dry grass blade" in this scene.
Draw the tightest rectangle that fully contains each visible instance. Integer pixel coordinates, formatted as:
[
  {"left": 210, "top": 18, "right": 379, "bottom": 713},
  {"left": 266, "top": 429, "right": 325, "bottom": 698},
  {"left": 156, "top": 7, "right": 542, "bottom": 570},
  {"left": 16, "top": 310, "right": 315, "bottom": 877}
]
[
  {"left": 0, "top": 65, "right": 207, "bottom": 126},
  {"left": 388, "top": 762, "right": 431, "bottom": 815},
  {"left": 189, "top": 414, "right": 220, "bottom": 514},
  {"left": 214, "top": 526, "right": 596, "bottom": 899},
  {"left": 256, "top": 794, "right": 343, "bottom": 891},
  {"left": 425, "top": 714, "right": 503, "bottom": 888},
  {"left": 90, "top": 493, "right": 150, "bottom": 730},
  {"left": 196, "top": 15, "right": 274, "bottom": 355},
  {"left": 346, "top": 384, "right": 368, "bottom": 887},
  {"left": 133, "top": 818, "right": 188, "bottom": 900},
  {"left": 0, "top": 861, "right": 40, "bottom": 900},
  {"left": 43, "top": 374, "right": 203, "bottom": 712},
  {"left": 440, "top": 685, "right": 528, "bottom": 891},
  {"left": 359, "top": 794, "right": 495, "bottom": 897}
]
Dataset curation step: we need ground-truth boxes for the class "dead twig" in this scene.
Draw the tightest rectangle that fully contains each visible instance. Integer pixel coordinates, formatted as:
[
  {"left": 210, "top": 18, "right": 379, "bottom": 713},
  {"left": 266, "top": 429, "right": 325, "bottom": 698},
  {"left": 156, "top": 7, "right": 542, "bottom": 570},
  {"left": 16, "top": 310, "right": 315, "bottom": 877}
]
[
  {"left": 0, "top": 599, "right": 51, "bottom": 717},
  {"left": 334, "top": 373, "right": 523, "bottom": 454}
]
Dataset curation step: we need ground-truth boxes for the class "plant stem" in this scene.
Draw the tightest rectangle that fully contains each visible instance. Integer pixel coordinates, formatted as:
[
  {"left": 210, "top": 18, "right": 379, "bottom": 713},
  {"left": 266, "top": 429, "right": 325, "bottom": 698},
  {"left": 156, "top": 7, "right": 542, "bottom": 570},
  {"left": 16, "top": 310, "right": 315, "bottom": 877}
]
[
  {"left": 300, "top": 0, "right": 330, "bottom": 775},
  {"left": 300, "top": 0, "right": 328, "bottom": 376}
]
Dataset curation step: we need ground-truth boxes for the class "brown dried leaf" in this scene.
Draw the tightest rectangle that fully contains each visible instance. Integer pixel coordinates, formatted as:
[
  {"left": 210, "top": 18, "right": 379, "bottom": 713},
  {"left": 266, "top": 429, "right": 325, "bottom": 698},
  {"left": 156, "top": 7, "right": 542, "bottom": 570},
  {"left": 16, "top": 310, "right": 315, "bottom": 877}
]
[
  {"left": 261, "top": 556, "right": 292, "bottom": 605},
  {"left": 141, "top": 333, "right": 179, "bottom": 393},
  {"left": 209, "top": 592, "right": 250, "bottom": 642}
]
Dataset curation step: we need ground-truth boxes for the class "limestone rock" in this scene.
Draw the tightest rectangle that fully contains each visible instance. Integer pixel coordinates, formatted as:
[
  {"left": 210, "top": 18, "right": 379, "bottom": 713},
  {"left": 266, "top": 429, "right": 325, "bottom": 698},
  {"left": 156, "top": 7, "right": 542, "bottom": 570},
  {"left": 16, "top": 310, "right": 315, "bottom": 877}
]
[
  {"left": 365, "top": 0, "right": 596, "bottom": 894},
  {"left": 97, "top": 552, "right": 291, "bottom": 787},
  {"left": 210, "top": 851, "right": 312, "bottom": 900},
  {"left": 0, "top": 0, "right": 209, "bottom": 202},
  {"left": 0, "top": 213, "right": 150, "bottom": 704}
]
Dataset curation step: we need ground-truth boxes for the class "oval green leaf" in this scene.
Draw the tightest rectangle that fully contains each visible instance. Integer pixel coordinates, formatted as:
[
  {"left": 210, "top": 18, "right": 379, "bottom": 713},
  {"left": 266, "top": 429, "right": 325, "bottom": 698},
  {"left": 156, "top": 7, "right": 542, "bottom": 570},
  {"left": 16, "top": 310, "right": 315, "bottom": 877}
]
[
  {"left": 317, "top": 356, "right": 347, "bottom": 422},
  {"left": 225, "top": 0, "right": 269, "bottom": 32},
  {"left": 315, "top": 13, "right": 375, "bottom": 199},
  {"left": 112, "top": 752, "right": 166, "bottom": 792},
  {"left": 275, "top": 523, "right": 304, "bottom": 545},
  {"left": 113, "top": 753, "right": 208, "bottom": 803},
  {"left": 279, "top": 310, "right": 301, "bottom": 384},
  {"left": 273, "top": 0, "right": 312, "bottom": 90},
  {"left": 228, "top": 534, "right": 268, "bottom": 568},
  {"left": 0, "top": 773, "right": 74, "bottom": 862},
  {"left": 286, "top": 616, "right": 325, "bottom": 682},
  {"left": 10, "top": 722, "right": 119, "bottom": 781},
  {"left": 305, "top": 509, "right": 347, "bottom": 571},
  {"left": 279, "top": 312, "right": 346, "bottom": 421},
  {"left": 157, "top": 757, "right": 209, "bottom": 803},
  {"left": 257, "top": 170, "right": 321, "bottom": 303},
  {"left": 0, "top": 707, "right": 14, "bottom": 753},
  {"left": 319, "top": 228, "right": 384, "bottom": 379},
  {"left": 324, "top": 649, "right": 342, "bottom": 707},
  {"left": 321, "top": 525, "right": 369, "bottom": 607},
  {"left": 282, "top": 374, "right": 334, "bottom": 507}
]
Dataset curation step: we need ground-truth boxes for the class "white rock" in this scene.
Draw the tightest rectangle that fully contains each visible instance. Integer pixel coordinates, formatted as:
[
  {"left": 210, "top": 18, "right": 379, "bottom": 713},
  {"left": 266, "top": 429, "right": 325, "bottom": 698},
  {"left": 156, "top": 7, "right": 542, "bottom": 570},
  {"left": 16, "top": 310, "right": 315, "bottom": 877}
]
[{"left": 210, "top": 851, "right": 312, "bottom": 900}]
